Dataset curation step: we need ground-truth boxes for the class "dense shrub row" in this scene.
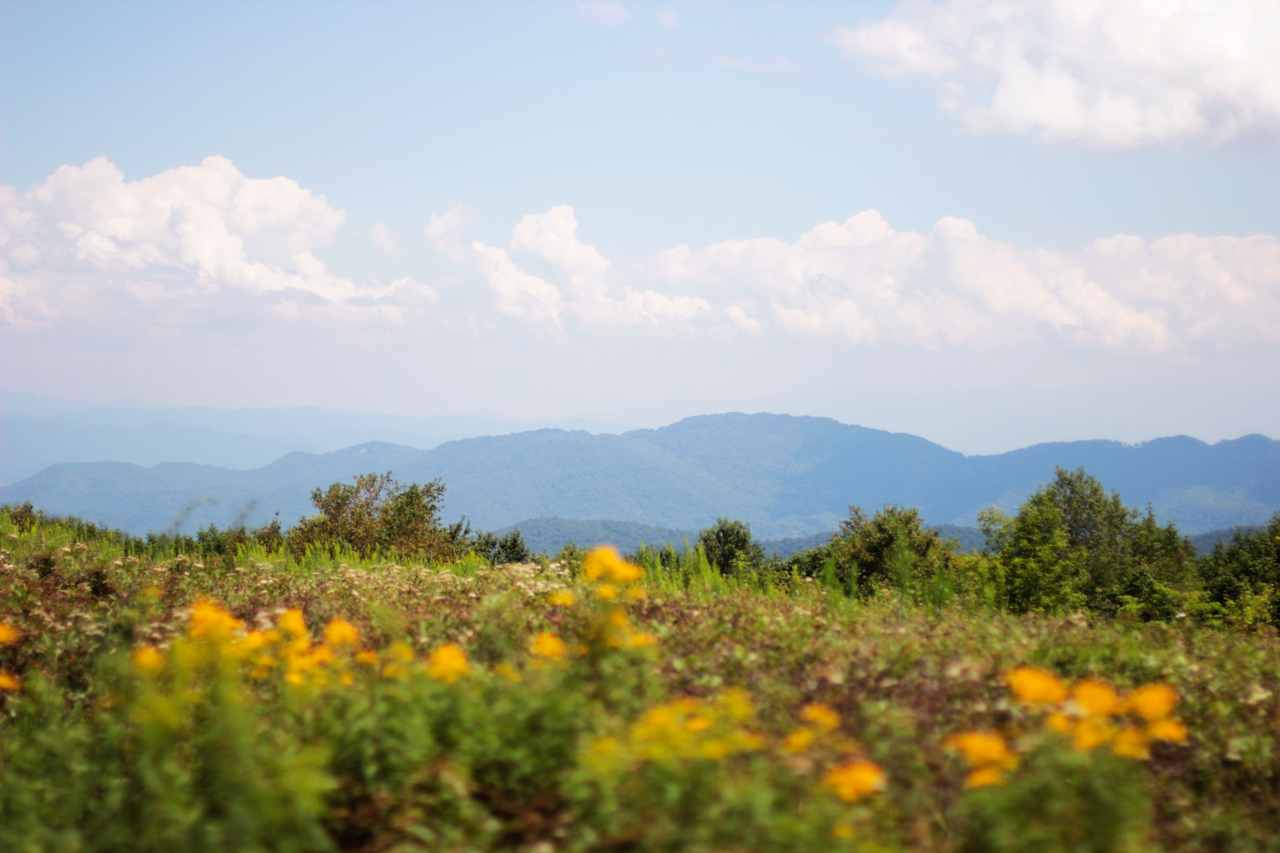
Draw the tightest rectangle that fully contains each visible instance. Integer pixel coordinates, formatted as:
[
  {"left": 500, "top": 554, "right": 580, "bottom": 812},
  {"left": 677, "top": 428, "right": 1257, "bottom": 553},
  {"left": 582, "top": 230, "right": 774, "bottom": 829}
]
[{"left": 674, "top": 468, "right": 1280, "bottom": 629}]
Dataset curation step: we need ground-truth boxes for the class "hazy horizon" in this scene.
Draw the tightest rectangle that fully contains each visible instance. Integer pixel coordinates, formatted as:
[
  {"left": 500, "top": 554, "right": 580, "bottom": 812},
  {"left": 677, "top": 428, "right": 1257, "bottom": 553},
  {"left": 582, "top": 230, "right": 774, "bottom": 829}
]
[{"left": 4, "top": 2, "right": 1279, "bottom": 455}]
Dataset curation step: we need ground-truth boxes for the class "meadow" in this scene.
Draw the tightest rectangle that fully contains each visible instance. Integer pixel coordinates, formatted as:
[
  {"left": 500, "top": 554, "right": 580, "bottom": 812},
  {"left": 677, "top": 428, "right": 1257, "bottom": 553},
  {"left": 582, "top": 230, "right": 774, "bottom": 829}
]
[{"left": 1, "top": 505, "right": 1278, "bottom": 852}]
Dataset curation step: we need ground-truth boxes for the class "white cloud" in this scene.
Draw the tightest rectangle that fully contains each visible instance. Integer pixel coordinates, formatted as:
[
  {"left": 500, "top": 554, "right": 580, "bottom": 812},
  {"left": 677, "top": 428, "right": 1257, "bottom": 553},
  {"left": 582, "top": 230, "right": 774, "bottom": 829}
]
[
  {"left": 726, "top": 304, "right": 761, "bottom": 334},
  {"left": 834, "top": 1, "right": 1280, "bottom": 147},
  {"left": 578, "top": 1, "right": 628, "bottom": 28},
  {"left": 471, "top": 242, "right": 563, "bottom": 324},
  {"left": 424, "top": 205, "right": 469, "bottom": 261},
  {"left": 369, "top": 222, "right": 398, "bottom": 255},
  {"left": 459, "top": 204, "right": 1279, "bottom": 349},
  {"left": 473, "top": 205, "right": 709, "bottom": 329},
  {"left": 6, "top": 158, "right": 1278, "bottom": 354},
  {"left": 655, "top": 210, "right": 1280, "bottom": 350},
  {"left": 0, "top": 157, "right": 430, "bottom": 328}
]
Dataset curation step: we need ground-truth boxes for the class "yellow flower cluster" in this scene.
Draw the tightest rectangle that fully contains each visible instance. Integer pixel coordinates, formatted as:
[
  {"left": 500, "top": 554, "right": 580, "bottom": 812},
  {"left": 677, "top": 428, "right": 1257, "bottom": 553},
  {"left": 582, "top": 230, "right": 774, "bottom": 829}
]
[
  {"left": 1007, "top": 667, "right": 1188, "bottom": 759},
  {"left": 544, "top": 547, "right": 657, "bottom": 653},
  {"left": 946, "top": 666, "right": 1192, "bottom": 790},
  {"left": 823, "top": 759, "right": 887, "bottom": 803},
  {"left": 130, "top": 600, "right": 473, "bottom": 690},
  {"left": 586, "top": 689, "right": 765, "bottom": 771},
  {"left": 944, "top": 730, "right": 1019, "bottom": 788},
  {"left": 0, "top": 621, "right": 20, "bottom": 694},
  {"left": 783, "top": 702, "right": 842, "bottom": 754},
  {"left": 0, "top": 621, "right": 21, "bottom": 647}
]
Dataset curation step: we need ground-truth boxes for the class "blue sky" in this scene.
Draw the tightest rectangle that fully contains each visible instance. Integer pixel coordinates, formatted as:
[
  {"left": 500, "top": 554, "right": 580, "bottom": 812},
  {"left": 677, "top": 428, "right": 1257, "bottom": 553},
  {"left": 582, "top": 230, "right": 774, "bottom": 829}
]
[{"left": 3, "top": 1, "right": 1279, "bottom": 451}]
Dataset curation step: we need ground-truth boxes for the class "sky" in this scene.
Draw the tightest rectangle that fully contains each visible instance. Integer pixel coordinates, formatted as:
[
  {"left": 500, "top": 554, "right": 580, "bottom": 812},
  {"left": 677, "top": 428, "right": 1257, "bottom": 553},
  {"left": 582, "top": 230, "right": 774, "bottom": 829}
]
[{"left": 2, "top": 0, "right": 1279, "bottom": 453}]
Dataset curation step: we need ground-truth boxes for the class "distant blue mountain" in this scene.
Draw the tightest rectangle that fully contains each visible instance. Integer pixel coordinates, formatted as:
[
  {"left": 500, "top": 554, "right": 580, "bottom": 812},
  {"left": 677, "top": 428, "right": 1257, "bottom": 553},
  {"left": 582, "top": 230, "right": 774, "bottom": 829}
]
[{"left": 2, "top": 413, "right": 1277, "bottom": 538}]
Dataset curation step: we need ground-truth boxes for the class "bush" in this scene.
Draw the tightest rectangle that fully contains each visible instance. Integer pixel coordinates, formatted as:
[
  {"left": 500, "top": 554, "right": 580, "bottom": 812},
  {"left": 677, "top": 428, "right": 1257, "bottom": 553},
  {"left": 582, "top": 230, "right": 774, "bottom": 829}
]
[{"left": 697, "top": 518, "right": 765, "bottom": 577}]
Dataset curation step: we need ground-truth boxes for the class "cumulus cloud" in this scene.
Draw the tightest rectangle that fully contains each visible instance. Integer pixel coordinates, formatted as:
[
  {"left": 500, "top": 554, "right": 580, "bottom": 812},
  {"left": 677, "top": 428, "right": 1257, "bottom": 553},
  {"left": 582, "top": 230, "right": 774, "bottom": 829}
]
[
  {"left": 578, "top": 1, "right": 628, "bottom": 28},
  {"left": 0, "top": 157, "right": 431, "bottom": 328},
  {"left": 654, "top": 210, "right": 1280, "bottom": 350},
  {"left": 834, "top": 1, "right": 1280, "bottom": 147},
  {"left": 424, "top": 205, "right": 469, "bottom": 261},
  {"left": 466, "top": 205, "right": 1280, "bottom": 349},
  {"left": 473, "top": 205, "right": 710, "bottom": 329}
]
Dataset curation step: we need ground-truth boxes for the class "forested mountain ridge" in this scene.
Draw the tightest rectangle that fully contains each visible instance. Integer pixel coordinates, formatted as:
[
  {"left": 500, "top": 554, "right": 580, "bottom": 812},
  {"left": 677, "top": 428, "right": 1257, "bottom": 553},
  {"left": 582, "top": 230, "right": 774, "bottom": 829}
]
[{"left": 2, "top": 413, "right": 1277, "bottom": 538}]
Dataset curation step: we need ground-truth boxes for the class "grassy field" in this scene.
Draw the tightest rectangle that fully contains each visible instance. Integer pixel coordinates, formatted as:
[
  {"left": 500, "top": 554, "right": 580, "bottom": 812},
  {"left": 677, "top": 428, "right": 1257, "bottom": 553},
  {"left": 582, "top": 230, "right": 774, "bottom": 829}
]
[{"left": 1, "top": 507, "right": 1278, "bottom": 851}]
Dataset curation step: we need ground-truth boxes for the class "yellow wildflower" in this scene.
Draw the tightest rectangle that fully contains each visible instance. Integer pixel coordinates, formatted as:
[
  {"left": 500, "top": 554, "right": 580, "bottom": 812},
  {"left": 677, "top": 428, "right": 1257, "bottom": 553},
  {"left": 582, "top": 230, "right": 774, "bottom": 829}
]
[
  {"left": 530, "top": 631, "right": 568, "bottom": 661},
  {"left": 495, "top": 661, "right": 523, "bottom": 683},
  {"left": 132, "top": 645, "right": 164, "bottom": 673},
  {"left": 699, "top": 738, "right": 731, "bottom": 760},
  {"left": 0, "top": 622, "right": 21, "bottom": 647},
  {"left": 323, "top": 618, "right": 360, "bottom": 649},
  {"left": 1126, "top": 683, "right": 1178, "bottom": 722},
  {"left": 355, "top": 649, "right": 380, "bottom": 667},
  {"left": 386, "top": 641, "right": 414, "bottom": 663},
  {"left": 0, "top": 670, "right": 20, "bottom": 692},
  {"left": 583, "top": 546, "right": 622, "bottom": 581},
  {"left": 718, "top": 688, "right": 755, "bottom": 722},
  {"left": 1111, "top": 726, "right": 1151, "bottom": 760},
  {"left": 1148, "top": 718, "right": 1188, "bottom": 744},
  {"left": 824, "top": 760, "right": 887, "bottom": 802},
  {"left": 625, "top": 631, "right": 658, "bottom": 649},
  {"left": 965, "top": 766, "right": 1006, "bottom": 789},
  {"left": 278, "top": 608, "right": 308, "bottom": 637},
  {"left": 1071, "top": 716, "right": 1115, "bottom": 751},
  {"left": 685, "top": 715, "right": 713, "bottom": 733},
  {"left": 624, "top": 586, "right": 648, "bottom": 602},
  {"left": 609, "top": 559, "right": 643, "bottom": 584},
  {"left": 188, "top": 599, "right": 243, "bottom": 640},
  {"left": 426, "top": 643, "right": 470, "bottom": 683},
  {"left": 1005, "top": 666, "right": 1067, "bottom": 706},
  {"left": 800, "top": 702, "right": 841, "bottom": 732},
  {"left": 1046, "top": 712, "right": 1073, "bottom": 735},
  {"left": 583, "top": 546, "right": 644, "bottom": 584},
  {"left": 944, "top": 731, "right": 1017, "bottom": 770},
  {"left": 594, "top": 583, "right": 619, "bottom": 601},
  {"left": 547, "top": 589, "right": 577, "bottom": 607},
  {"left": 1073, "top": 679, "right": 1121, "bottom": 717},
  {"left": 782, "top": 727, "right": 816, "bottom": 753}
]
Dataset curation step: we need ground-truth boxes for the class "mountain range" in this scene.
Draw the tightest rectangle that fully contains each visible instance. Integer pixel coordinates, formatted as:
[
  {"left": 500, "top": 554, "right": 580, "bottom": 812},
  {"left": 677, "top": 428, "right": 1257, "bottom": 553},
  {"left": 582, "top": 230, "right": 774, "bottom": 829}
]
[{"left": 1, "top": 413, "right": 1277, "bottom": 539}]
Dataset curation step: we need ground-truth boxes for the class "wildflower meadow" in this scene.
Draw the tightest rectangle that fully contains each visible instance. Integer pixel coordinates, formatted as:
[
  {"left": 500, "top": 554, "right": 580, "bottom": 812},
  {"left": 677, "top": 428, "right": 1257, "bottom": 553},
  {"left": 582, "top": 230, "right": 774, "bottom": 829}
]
[{"left": 1, "top": 505, "right": 1278, "bottom": 851}]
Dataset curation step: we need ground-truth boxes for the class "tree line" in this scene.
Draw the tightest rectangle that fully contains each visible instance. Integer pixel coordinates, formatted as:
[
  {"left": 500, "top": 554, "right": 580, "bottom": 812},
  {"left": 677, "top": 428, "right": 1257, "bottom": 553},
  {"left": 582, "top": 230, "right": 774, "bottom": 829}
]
[{"left": 5, "top": 467, "right": 1278, "bottom": 627}]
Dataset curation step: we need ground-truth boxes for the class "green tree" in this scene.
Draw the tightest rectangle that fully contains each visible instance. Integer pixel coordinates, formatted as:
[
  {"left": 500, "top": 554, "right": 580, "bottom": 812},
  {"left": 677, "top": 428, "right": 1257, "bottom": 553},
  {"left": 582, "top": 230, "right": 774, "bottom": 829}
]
[
  {"left": 986, "top": 468, "right": 1193, "bottom": 616},
  {"left": 1199, "top": 514, "right": 1280, "bottom": 627},
  {"left": 697, "top": 518, "right": 765, "bottom": 576},
  {"left": 285, "top": 472, "right": 454, "bottom": 560},
  {"left": 828, "top": 505, "right": 955, "bottom": 600}
]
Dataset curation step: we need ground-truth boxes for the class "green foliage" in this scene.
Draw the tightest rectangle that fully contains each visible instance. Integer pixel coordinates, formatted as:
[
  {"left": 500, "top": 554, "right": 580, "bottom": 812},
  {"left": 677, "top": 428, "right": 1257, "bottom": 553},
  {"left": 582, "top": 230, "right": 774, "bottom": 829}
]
[
  {"left": 981, "top": 469, "right": 1196, "bottom": 616},
  {"left": 1199, "top": 514, "right": 1280, "bottom": 627},
  {"left": 801, "top": 505, "right": 959, "bottom": 605},
  {"left": 697, "top": 517, "right": 766, "bottom": 576},
  {"left": 286, "top": 472, "right": 458, "bottom": 561},
  {"left": 954, "top": 739, "right": 1151, "bottom": 853}
]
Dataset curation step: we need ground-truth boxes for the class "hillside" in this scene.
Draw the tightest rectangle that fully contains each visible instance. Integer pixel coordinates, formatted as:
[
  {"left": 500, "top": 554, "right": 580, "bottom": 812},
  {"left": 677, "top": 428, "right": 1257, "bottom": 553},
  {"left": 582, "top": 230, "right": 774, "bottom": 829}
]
[{"left": 2, "top": 413, "right": 1278, "bottom": 537}]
